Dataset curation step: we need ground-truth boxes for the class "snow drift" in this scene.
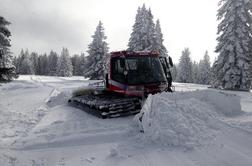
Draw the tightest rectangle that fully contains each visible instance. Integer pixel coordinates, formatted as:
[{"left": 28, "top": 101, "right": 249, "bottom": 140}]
[{"left": 136, "top": 90, "right": 242, "bottom": 147}]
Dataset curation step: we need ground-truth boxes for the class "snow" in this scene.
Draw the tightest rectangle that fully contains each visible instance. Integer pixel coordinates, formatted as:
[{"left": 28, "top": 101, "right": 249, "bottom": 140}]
[
  {"left": 1, "top": 75, "right": 252, "bottom": 166},
  {"left": 135, "top": 90, "right": 242, "bottom": 147}
]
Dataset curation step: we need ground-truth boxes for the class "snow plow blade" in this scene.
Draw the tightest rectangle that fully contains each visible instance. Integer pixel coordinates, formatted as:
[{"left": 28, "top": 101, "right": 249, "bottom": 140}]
[{"left": 68, "top": 93, "right": 142, "bottom": 119}]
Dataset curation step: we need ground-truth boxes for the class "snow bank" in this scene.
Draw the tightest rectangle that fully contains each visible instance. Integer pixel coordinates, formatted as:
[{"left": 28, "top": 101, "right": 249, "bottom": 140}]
[{"left": 136, "top": 90, "right": 242, "bottom": 147}]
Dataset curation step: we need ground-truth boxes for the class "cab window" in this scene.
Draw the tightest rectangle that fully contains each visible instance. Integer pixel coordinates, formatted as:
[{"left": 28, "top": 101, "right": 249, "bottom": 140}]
[{"left": 111, "top": 58, "right": 125, "bottom": 83}]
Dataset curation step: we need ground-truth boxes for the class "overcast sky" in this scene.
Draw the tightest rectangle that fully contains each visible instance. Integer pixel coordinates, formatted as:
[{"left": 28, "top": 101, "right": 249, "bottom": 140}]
[{"left": 0, "top": 0, "right": 219, "bottom": 63}]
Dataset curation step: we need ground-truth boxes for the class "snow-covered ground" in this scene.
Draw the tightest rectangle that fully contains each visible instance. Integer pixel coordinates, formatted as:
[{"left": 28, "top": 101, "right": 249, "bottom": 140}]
[{"left": 0, "top": 75, "right": 252, "bottom": 166}]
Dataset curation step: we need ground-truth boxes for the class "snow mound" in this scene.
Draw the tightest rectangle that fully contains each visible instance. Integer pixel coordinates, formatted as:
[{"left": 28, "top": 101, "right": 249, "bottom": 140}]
[
  {"left": 45, "top": 89, "right": 71, "bottom": 107},
  {"left": 136, "top": 90, "right": 242, "bottom": 147}
]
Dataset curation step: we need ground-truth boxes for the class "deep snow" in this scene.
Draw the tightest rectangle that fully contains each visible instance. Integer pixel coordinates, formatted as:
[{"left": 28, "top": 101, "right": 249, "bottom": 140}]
[{"left": 0, "top": 76, "right": 252, "bottom": 166}]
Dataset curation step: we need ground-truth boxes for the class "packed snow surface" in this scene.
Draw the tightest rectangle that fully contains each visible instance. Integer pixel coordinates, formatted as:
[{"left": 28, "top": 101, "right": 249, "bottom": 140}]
[
  {"left": 136, "top": 90, "right": 242, "bottom": 147},
  {"left": 1, "top": 76, "right": 252, "bottom": 166}
]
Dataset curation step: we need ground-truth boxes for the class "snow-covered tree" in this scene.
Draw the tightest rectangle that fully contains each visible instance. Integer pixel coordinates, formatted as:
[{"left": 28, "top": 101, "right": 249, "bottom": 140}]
[
  {"left": 18, "top": 49, "right": 35, "bottom": 75},
  {"left": 192, "top": 61, "right": 200, "bottom": 83},
  {"left": 211, "top": 58, "right": 219, "bottom": 87},
  {"left": 71, "top": 54, "right": 80, "bottom": 76},
  {"left": 128, "top": 4, "right": 156, "bottom": 52},
  {"left": 71, "top": 53, "right": 86, "bottom": 76},
  {"left": 177, "top": 48, "right": 193, "bottom": 83},
  {"left": 0, "top": 16, "right": 17, "bottom": 82},
  {"left": 212, "top": 0, "right": 252, "bottom": 90},
  {"left": 38, "top": 54, "right": 48, "bottom": 75},
  {"left": 30, "top": 52, "right": 39, "bottom": 75},
  {"left": 153, "top": 19, "right": 168, "bottom": 57},
  {"left": 198, "top": 51, "right": 211, "bottom": 84},
  {"left": 47, "top": 51, "right": 58, "bottom": 76},
  {"left": 57, "top": 48, "right": 73, "bottom": 77},
  {"left": 85, "top": 21, "right": 109, "bottom": 79}
]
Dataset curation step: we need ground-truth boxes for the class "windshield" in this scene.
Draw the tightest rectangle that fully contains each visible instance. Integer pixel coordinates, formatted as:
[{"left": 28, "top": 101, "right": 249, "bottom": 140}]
[{"left": 125, "top": 56, "right": 166, "bottom": 85}]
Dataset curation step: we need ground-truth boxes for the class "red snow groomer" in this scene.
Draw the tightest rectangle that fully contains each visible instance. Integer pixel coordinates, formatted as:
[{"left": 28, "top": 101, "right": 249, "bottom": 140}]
[{"left": 68, "top": 51, "right": 174, "bottom": 118}]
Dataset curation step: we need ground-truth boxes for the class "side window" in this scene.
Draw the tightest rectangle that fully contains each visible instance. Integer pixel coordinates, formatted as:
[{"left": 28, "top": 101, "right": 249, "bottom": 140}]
[
  {"left": 112, "top": 58, "right": 124, "bottom": 74},
  {"left": 111, "top": 58, "right": 125, "bottom": 83},
  {"left": 116, "top": 60, "right": 124, "bottom": 74}
]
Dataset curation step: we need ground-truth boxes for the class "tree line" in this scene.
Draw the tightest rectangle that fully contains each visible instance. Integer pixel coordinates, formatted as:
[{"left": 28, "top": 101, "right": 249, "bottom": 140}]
[
  {"left": 171, "top": 49, "right": 212, "bottom": 85},
  {"left": 14, "top": 48, "right": 86, "bottom": 77}
]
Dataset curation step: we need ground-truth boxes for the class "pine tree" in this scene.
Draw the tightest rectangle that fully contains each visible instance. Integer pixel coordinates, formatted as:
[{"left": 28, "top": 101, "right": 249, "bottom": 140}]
[
  {"left": 192, "top": 61, "right": 200, "bottom": 84},
  {"left": 47, "top": 51, "right": 58, "bottom": 76},
  {"left": 0, "top": 16, "right": 17, "bottom": 82},
  {"left": 128, "top": 4, "right": 156, "bottom": 52},
  {"left": 213, "top": 0, "right": 252, "bottom": 90},
  {"left": 57, "top": 48, "right": 73, "bottom": 77},
  {"left": 211, "top": 58, "right": 219, "bottom": 87},
  {"left": 71, "top": 54, "right": 80, "bottom": 76},
  {"left": 71, "top": 53, "right": 86, "bottom": 76},
  {"left": 30, "top": 52, "right": 39, "bottom": 75},
  {"left": 198, "top": 51, "right": 211, "bottom": 84},
  {"left": 177, "top": 48, "right": 193, "bottom": 83},
  {"left": 153, "top": 19, "right": 168, "bottom": 57},
  {"left": 18, "top": 49, "right": 34, "bottom": 75},
  {"left": 37, "top": 54, "right": 48, "bottom": 75},
  {"left": 85, "top": 21, "right": 109, "bottom": 79}
]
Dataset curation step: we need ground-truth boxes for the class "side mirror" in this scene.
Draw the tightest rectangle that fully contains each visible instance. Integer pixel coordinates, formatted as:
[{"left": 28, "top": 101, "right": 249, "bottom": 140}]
[{"left": 169, "top": 57, "right": 173, "bottom": 67}]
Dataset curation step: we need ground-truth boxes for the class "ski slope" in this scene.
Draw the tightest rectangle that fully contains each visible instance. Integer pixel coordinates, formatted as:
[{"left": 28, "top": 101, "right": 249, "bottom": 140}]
[{"left": 0, "top": 75, "right": 252, "bottom": 166}]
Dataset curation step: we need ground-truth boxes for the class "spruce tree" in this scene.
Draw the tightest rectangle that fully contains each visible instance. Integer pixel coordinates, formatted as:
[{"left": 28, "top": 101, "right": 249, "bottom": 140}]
[
  {"left": 18, "top": 49, "right": 34, "bottom": 75},
  {"left": 48, "top": 51, "right": 58, "bottom": 76},
  {"left": 85, "top": 21, "right": 109, "bottom": 79},
  {"left": 153, "top": 19, "right": 168, "bottom": 57},
  {"left": 177, "top": 48, "right": 193, "bottom": 83},
  {"left": 71, "top": 54, "right": 80, "bottom": 76},
  {"left": 0, "top": 16, "right": 17, "bottom": 82},
  {"left": 71, "top": 53, "right": 86, "bottom": 76},
  {"left": 192, "top": 61, "right": 200, "bottom": 84},
  {"left": 57, "top": 48, "right": 73, "bottom": 77},
  {"left": 213, "top": 0, "right": 252, "bottom": 90},
  {"left": 128, "top": 4, "right": 156, "bottom": 52},
  {"left": 78, "top": 53, "right": 86, "bottom": 76},
  {"left": 211, "top": 58, "right": 219, "bottom": 87},
  {"left": 198, "top": 51, "right": 211, "bottom": 84},
  {"left": 40, "top": 54, "right": 49, "bottom": 75},
  {"left": 30, "top": 52, "right": 39, "bottom": 75}
]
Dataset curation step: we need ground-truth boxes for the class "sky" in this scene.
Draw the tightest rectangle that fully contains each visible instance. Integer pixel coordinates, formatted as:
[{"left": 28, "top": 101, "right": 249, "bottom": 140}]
[{"left": 0, "top": 0, "right": 220, "bottom": 63}]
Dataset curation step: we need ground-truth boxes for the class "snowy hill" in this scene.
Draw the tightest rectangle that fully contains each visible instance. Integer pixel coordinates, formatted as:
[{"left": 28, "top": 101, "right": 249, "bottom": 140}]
[{"left": 0, "top": 75, "right": 252, "bottom": 166}]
